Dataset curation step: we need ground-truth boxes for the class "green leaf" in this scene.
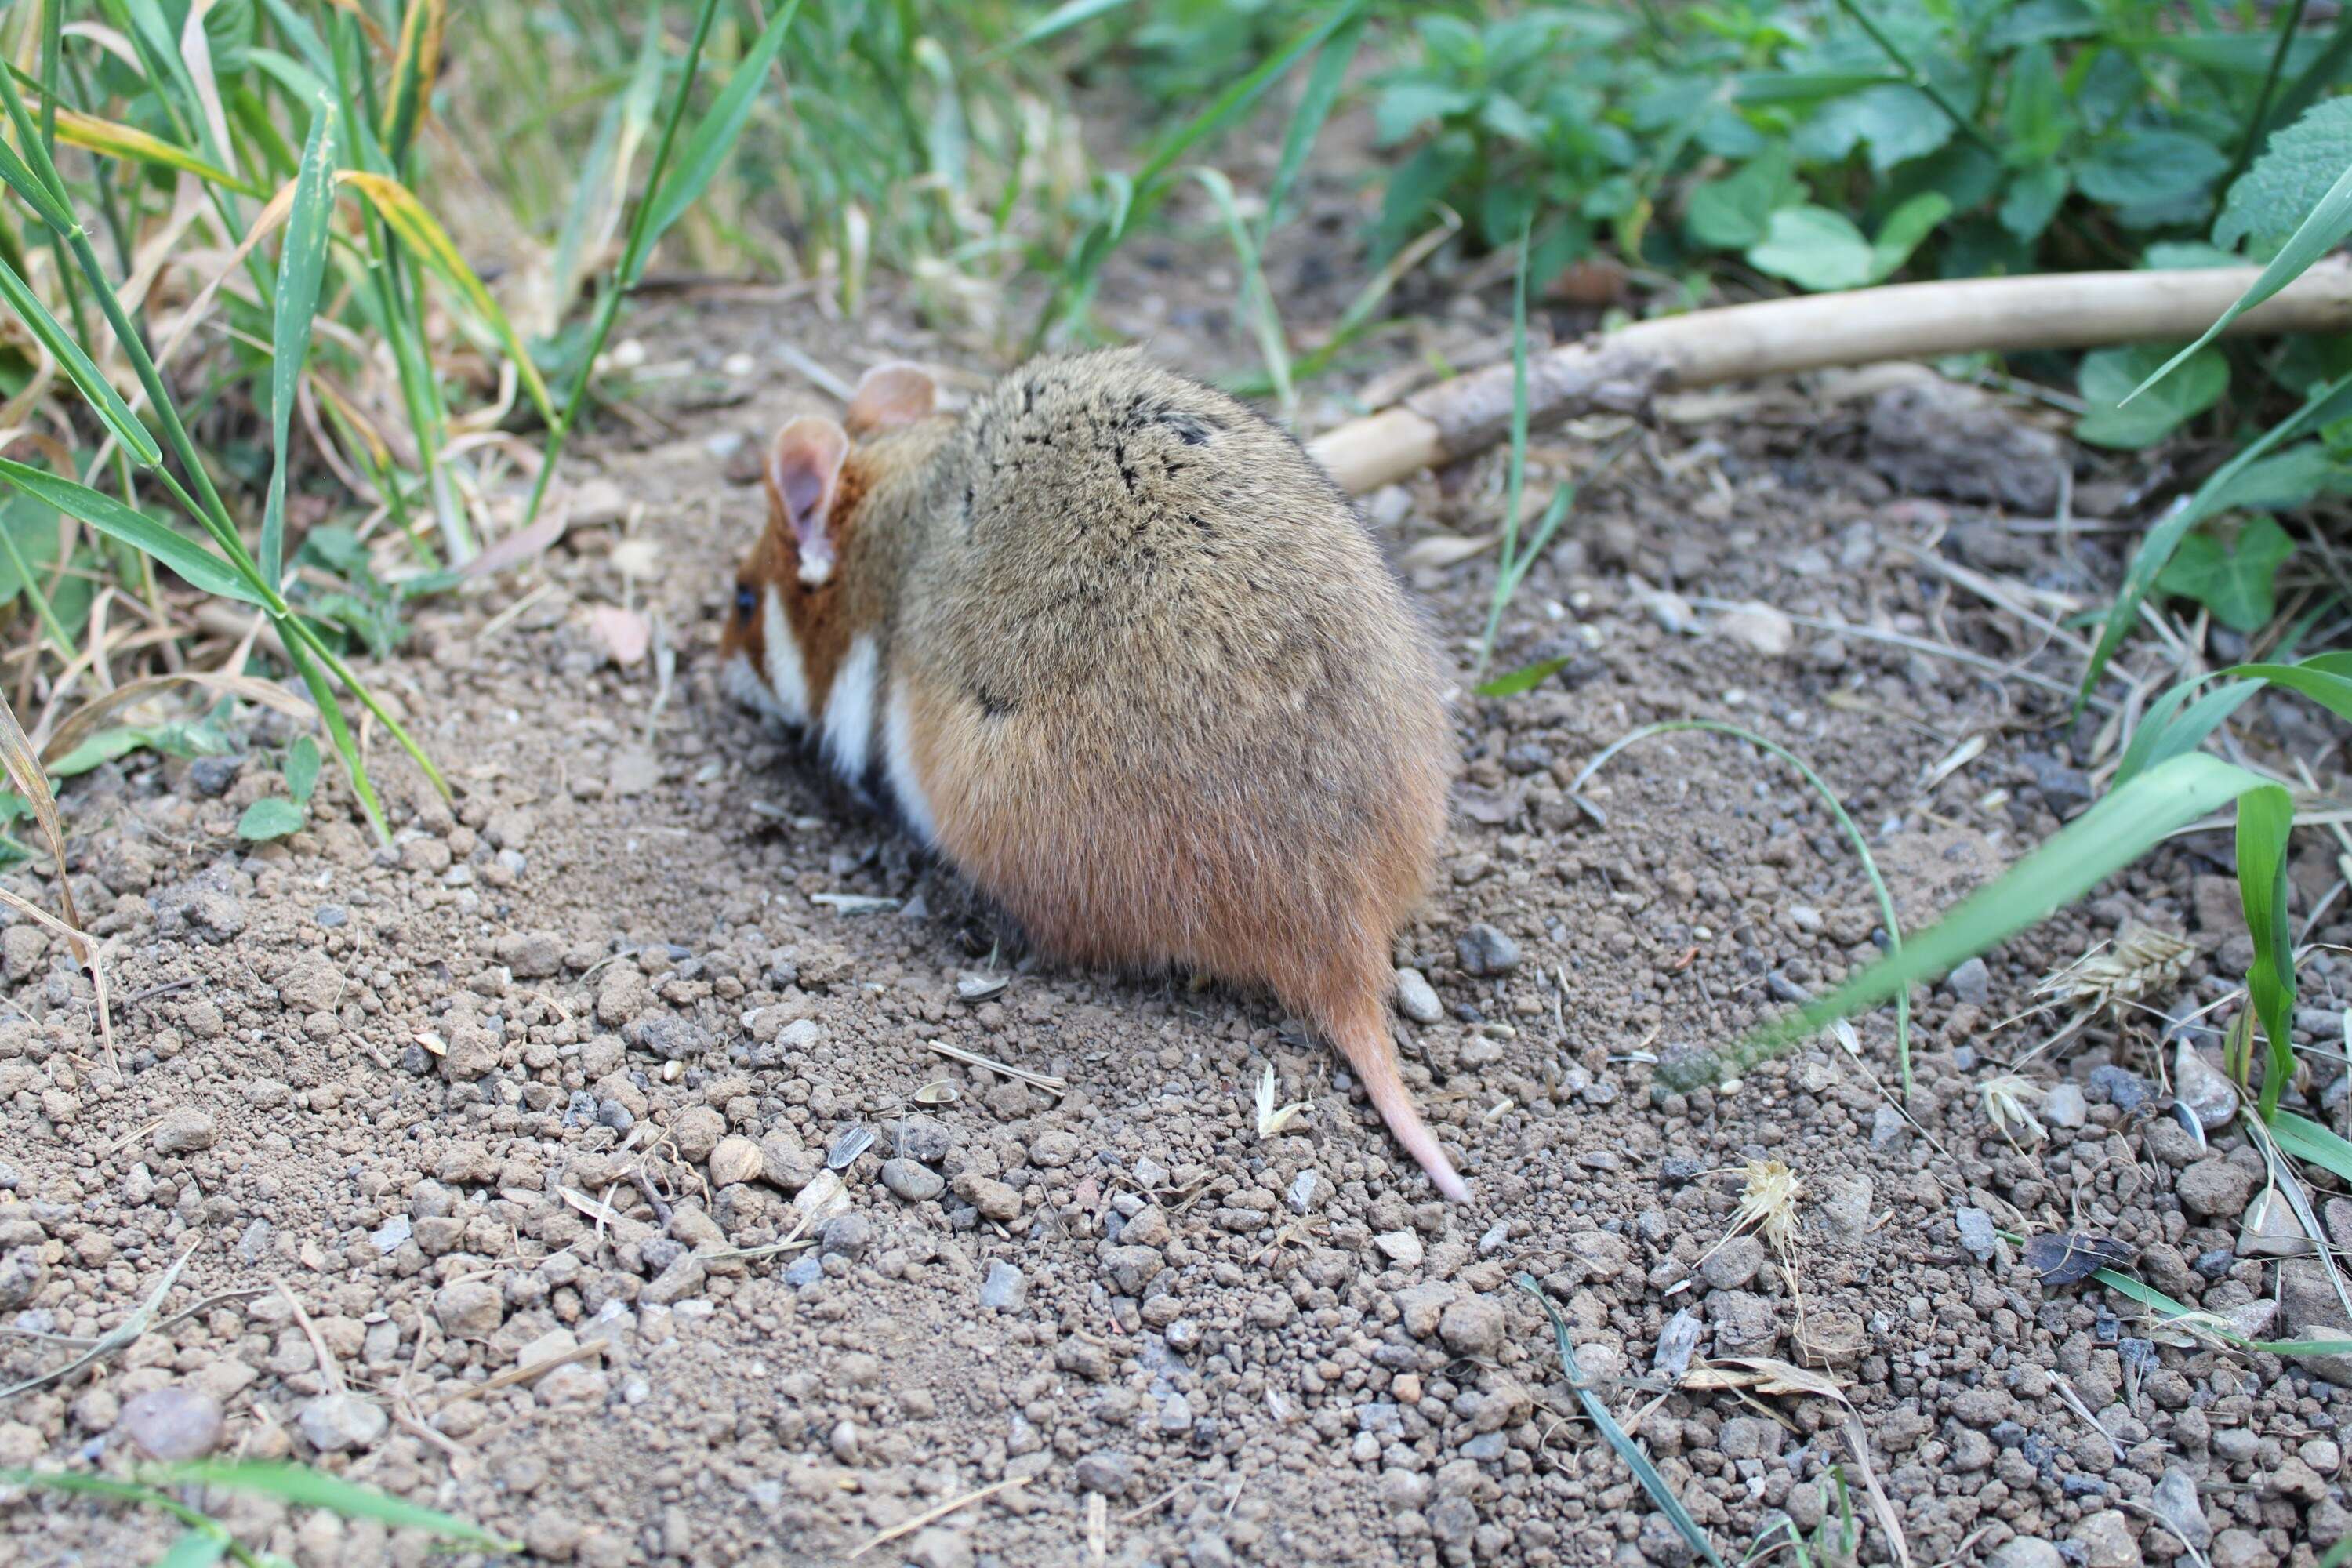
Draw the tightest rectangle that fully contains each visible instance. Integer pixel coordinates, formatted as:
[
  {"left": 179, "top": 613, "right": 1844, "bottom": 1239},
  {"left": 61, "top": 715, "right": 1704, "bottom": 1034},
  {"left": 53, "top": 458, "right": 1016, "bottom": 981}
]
[
  {"left": 1684, "top": 151, "right": 1799, "bottom": 249},
  {"left": 634, "top": 0, "right": 806, "bottom": 282},
  {"left": 1998, "top": 164, "right": 2069, "bottom": 241},
  {"left": 0, "top": 458, "right": 260, "bottom": 605},
  {"left": 2237, "top": 783, "right": 2297, "bottom": 1120},
  {"left": 0, "top": 254, "right": 162, "bottom": 467},
  {"left": 1475, "top": 657, "right": 1574, "bottom": 699},
  {"left": 2075, "top": 343, "right": 2227, "bottom": 448},
  {"left": 1867, "top": 192, "right": 1951, "bottom": 281},
  {"left": 2216, "top": 97, "right": 2352, "bottom": 253},
  {"left": 285, "top": 735, "right": 321, "bottom": 807},
  {"left": 237, "top": 797, "right": 306, "bottom": 841},
  {"left": 1374, "top": 81, "right": 1478, "bottom": 144},
  {"left": 2156, "top": 517, "right": 2295, "bottom": 633},
  {"left": 2082, "top": 372, "right": 2352, "bottom": 701},
  {"left": 1796, "top": 83, "right": 1951, "bottom": 174},
  {"left": 1988, "top": 0, "right": 2101, "bottom": 47},
  {"left": 1000, "top": 0, "right": 1134, "bottom": 52},
  {"left": 161, "top": 1460, "right": 517, "bottom": 1549},
  {"left": 1747, "top": 205, "right": 1874, "bottom": 291},
  {"left": 1516, "top": 1276, "right": 1725, "bottom": 1567},
  {"left": 154, "top": 1529, "right": 230, "bottom": 1568},
  {"left": 1261, "top": 16, "right": 1361, "bottom": 242},
  {"left": 2074, "top": 130, "right": 2227, "bottom": 210},
  {"left": 262, "top": 95, "right": 338, "bottom": 592},
  {"left": 1999, "top": 43, "right": 2070, "bottom": 165},
  {"left": 1710, "top": 753, "right": 2267, "bottom": 1081}
]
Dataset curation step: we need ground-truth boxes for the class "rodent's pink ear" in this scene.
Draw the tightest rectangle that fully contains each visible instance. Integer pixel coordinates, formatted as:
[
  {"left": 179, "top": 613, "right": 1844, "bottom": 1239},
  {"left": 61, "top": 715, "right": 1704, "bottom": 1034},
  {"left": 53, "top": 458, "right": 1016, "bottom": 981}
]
[
  {"left": 766, "top": 416, "right": 848, "bottom": 586},
  {"left": 844, "top": 361, "right": 937, "bottom": 435}
]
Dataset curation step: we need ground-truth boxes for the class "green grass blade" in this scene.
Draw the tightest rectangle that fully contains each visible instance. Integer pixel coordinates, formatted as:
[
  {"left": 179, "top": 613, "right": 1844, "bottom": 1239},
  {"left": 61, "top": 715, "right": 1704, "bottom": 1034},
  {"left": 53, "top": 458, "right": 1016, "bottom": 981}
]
[
  {"left": 0, "top": 458, "right": 259, "bottom": 605},
  {"left": 1515, "top": 1275, "right": 1725, "bottom": 1568},
  {"left": 381, "top": 0, "right": 444, "bottom": 166},
  {"left": 1260, "top": 15, "right": 1363, "bottom": 245},
  {"left": 163, "top": 1461, "right": 515, "bottom": 1551},
  {"left": 633, "top": 0, "right": 806, "bottom": 285},
  {"left": 2238, "top": 783, "right": 2299, "bottom": 1120},
  {"left": 338, "top": 171, "right": 555, "bottom": 426},
  {"left": 1708, "top": 752, "right": 2267, "bottom": 1086},
  {"left": 2092, "top": 1265, "right": 2352, "bottom": 1355},
  {"left": 1476, "top": 216, "right": 1537, "bottom": 673},
  {"left": 1001, "top": 0, "right": 1136, "bottom": 54},
  {"left": 261, "top": 95, "right": 339, "bottom": 590},
  {"left": 278, "top": 633, "right": 383, "bottom": 840},
  {"left": 2125, "top": 157, "right": 2352, "bottom": 404},
  {"left": 0, "top": 253, "right": 162, "bottom": 466},
  {"left": 2217, "top": 653, "right": 2352, "bottom": 723},
  {"left": 0, "top": 130, "right": 78, "bottom": 233},
  {"left": 1571, "top": 719, "right": 1912, "bottom": 1097},
  {"left": 1132, "top": 2, "right": 1365, "bottom": 195},
  {"left": 2113, "top": 677, "right": 2264, "bottom": 787},
  {"left": 2274, "top": 1110, "right": 2352, "bottom": 1185},
  {"left": 1475, "top": 656, "right": 1576, "bottom": 699},
  {"left": 2081, "top": 369, "right": 2352, "bottom": 703},
  {"left": 1189, "top": 167, "right": 1291, "bottom": 423}
]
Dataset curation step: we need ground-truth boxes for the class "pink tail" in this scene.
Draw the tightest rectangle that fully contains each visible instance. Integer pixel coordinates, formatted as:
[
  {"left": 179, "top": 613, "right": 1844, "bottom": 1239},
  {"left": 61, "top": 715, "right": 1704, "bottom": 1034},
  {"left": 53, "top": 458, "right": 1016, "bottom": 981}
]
[{"left": 1327, "top": 1000, "right": 1471, "bottom": 1203}]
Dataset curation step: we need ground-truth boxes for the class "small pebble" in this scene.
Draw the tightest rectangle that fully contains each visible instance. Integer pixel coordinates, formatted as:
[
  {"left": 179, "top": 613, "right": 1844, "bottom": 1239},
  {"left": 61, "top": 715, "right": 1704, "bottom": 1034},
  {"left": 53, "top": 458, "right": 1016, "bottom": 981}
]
[
  {"left": 116, "top": 1386, "right": 223, "bottom": 1462},
  {"left": 980, "top": 1261, "right": 1025, "bottom": 1311},
  {"left": 881, "top": 1159, "right": 945, "bottom": 1203},
  {"left": 1455, "top": 924, "right": 1521, "bottom": 977},
  {"left": 1393, "top": 967, "right": 1443, "bottom": 1024}
]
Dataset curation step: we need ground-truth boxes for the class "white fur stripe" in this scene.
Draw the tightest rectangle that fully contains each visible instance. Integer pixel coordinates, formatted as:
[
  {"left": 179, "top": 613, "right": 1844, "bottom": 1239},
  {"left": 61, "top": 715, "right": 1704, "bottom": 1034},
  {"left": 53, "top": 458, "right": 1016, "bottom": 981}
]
[
  {"left": 760, "top": 587, "right": 810, "bottom": 727},
  {"left": 881, "top": 679, "right": 937, "bottom": 846},
  {"left": 822, "top": 633, "right": 880, "bottom": 787}
]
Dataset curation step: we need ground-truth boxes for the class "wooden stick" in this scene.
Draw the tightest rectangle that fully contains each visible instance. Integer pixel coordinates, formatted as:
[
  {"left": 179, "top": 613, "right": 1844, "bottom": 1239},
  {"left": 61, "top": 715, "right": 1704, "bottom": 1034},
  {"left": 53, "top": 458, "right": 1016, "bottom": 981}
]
[{"left": 1308, "top": 261, "right": 2352, "bottom": 494}]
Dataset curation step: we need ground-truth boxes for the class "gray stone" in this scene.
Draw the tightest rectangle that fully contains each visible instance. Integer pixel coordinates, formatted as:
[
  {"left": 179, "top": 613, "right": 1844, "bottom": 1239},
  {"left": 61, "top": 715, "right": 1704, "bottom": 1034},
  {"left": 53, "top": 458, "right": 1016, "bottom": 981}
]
[
  {"left": 2176, "top": 1158, "right": 2258, "bottom": 1219},
  {"left": 1955, "top": 1207, "right": 1998, "bottom": 1262},
  {"left": 2150, "top": 1468, "right": 2211, "bottom": 1552},
  {"left": 981, "top": 1261, "right": 1025, "bottom": 1312},
  {"left": 152, "top": 1109, "right": 216, "bottom": 1155},
  {"left": 116, "top": 1386, "right": 223, "bottom": 1461},
  {"left": 1394, "top": 967, "right": 1444, "bottom": 1024},
  {"left": 818, "top": 1213, "right": 873, "bottom": 1261},
  {"left": 1455, "top": 924, "right": 1521, "bottom": 977},
  {"left": 1074, "top": 1450, "right": 1134, "bottom": 1495},
  {"left": 298, "top": 1392, "right": 387, "bottom": 1454},
  {"left": 1944, "top": 957, "right": 1991, "bottom": 1005},
  {"left": 2069, "top": 1508, "right": 2143, "bottom": 1568},
  {"left": 1989, "top": 1541, "right": 2062, "bottom": 1568},
  {"left": 2173, "top": 1039, "right": 2240, "bottom": 1132},
  {"left": 2237, "top": 1189, "right": 2310, "bottom": 1258},
  {"left": 2042, "top": 1083, "right": 2087, "bottom": 1129},
  {"left": 1700, "top": 1234, "right": 1765, "bottom": 1291},
  {"left": 1437, "top": 1295, "right": 1506, "bottom": 1358},
  {"left": 369, "top": 1214, "right": 412, "bottom": 1254},
  {"left": 433, "top": 1279, "right": 503, "bottom": 1339}
]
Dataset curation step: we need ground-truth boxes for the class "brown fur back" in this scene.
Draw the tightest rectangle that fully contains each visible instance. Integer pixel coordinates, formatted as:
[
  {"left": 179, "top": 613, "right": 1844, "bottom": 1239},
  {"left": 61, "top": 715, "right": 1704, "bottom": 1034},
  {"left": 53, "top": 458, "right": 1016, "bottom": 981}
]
[{"left": 895, "top": 350, "right": 1453, "bottom": 1020}]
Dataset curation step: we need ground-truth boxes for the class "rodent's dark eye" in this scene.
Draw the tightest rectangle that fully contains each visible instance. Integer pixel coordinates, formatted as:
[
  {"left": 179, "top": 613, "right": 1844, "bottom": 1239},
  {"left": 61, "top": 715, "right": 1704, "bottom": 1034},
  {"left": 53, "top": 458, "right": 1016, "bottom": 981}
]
[{"left": 734, "top": 584, "right": 757, "bottom": 621}]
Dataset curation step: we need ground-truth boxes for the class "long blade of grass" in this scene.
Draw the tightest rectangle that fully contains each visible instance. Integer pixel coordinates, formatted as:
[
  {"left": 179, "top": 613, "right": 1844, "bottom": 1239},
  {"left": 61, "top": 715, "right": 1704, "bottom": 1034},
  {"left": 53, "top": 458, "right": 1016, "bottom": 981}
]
[
  {"left": 2081, "top": 370, "right": 2352, "bottom": 703},
  {"left": 24, "top": 102, "right": 248, "bottom": 191},
  {"left": 1260, "top": 14, "right": 1363, "bottom": 245},
  {"left": 163, "top": 1461, "right": 517, "bottom": 1551},
  {"left": 0, "top": 131, "right": 75, "bottom": 232},
  {"left": 1000, "top": 0, "right": 1135, "bottom": 54},
  {"left": 278, "top": 631, "right": 383, "bottom": 839},
  {"left": 2112, "top": 677, "right": 2265, "bottom": 787},
  {"left": 1476, "top": 216, "right": 1537, "bottom": 672},
  {"left": 2125, "top": 156, "right": 2352, "bottom": 404},
  {"left": 0, "top": 253, "right": 162, "bottom": 466},
  {"left": 2273, "top": 1111, "right": 2352, "bottom": 1185},
  {"left": 380, "top": 0, "right": 445, "bottom": 165},
  {"left": 1706, "top": 752, "right": 2268, "bottom": 1085},
  {"left": 2093, "top": 1265, "right": 2352, "bottom": 1353},
  {"left": 2238, "top": 784, "right": 2299, "bottom": 1119},
  {"left": 260, "top": 95, "right": 339, "bottom": 590},
  {"left": 335, "top": 170, "right": 553, "bottom": 424},
  {"left": 1515, "top": 1274, "right": 1725, "bottom": 1567},
  {"left": 1189, "top": 167, "right": 1292, "bottom": 423},
  {"left": 0, "top": 685, "right": 85, "bottom": 949},
  {"left": 1132, "top": 2, "right": 1365, "bottom": 194},
  {"left": 634, "top": 0, "right": 805, "bottom": 281},
  {"left": 1570, "top": 719, "right": 1913, "bottom": 1095},
  {"left": 0, "top": 458, "right": 258, "bottom": 604},
  {"left": 2217, "top": 652, "right": 2352, "bottom": 722}
]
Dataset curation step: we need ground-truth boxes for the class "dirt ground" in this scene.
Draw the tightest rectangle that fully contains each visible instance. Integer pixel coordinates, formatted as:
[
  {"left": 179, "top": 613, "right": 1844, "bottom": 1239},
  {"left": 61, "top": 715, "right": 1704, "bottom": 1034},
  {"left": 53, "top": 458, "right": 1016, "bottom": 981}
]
[{"left": 5, "top": 176, "right": 2352, "bottom": 1568}]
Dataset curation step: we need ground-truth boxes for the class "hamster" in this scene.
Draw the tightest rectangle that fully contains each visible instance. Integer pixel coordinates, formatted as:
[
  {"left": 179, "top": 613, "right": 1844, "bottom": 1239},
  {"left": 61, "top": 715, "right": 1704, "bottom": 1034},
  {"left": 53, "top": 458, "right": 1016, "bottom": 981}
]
[{"left": 720, "top": 350, "right": 1468, "bottom": 1201}]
